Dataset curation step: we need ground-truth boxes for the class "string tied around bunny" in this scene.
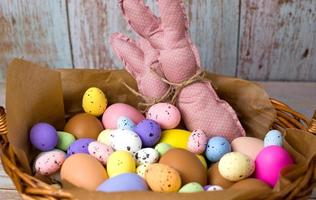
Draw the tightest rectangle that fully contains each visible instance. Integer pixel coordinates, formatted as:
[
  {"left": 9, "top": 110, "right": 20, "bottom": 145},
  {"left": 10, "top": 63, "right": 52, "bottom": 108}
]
[{"left": 121, "top": 68, "right": 206, "bottom": 113}]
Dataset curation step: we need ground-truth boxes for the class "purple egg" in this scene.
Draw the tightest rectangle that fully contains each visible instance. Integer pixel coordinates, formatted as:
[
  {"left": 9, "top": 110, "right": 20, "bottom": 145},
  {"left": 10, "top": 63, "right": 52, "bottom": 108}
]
[
  {"left": 29, "top": 123, "right": 58, "bottom": 151},
  {"left": 67, "top": 138, "right": 94, "bottom": 156},
  {"left": 133, "top": 119, "right": 161, "bottom": 147},
  {"left": 97, "top": 173, "right": 148, "bottom": 192}
]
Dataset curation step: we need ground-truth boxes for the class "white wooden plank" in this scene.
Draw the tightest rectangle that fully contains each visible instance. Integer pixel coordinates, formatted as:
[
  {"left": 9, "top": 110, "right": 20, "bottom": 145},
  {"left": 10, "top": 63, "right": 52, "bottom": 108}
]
[
  {"left": 0, "top": 160, "right": 16, "bottom": 190},
  {"left": 0, "top": 189, "right": 21, "bottom": 200}
]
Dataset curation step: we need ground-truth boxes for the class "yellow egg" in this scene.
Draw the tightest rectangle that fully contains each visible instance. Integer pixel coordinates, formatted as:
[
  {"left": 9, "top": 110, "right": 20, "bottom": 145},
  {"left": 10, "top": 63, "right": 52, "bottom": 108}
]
[
  {"left": 82, "top": 87, "right": 107, "bottom": 116},
  {"left": 136, "top": 164, "right": 150, "bottom": 178},
  {"left": 107, "top": 151, "right": 136, "bottom": 177},
  {"left": 197, "top": 155, "right": 207, "bottom": 169},
  {"left": 159, "top": 129, "right": 190, "bottom": 149},
  {"left": 97, "top": 129, "right": 112, "bottom": 145}
]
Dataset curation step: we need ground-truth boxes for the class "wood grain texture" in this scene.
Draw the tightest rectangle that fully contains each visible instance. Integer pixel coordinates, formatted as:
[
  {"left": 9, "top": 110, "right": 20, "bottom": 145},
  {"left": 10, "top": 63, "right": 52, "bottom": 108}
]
[
  {"left": 238, "top": 0, "right": 316, "bottom": 81},
  {"left": 0, "top": 0, "right": 73, "bottom": 82}
]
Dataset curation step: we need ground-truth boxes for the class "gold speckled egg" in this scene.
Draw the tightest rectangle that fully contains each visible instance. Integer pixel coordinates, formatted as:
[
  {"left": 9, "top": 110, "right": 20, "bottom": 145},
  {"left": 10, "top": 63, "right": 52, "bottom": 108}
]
[
  {"left": 82, "top": 87, "right": 107, "bottom": 116},
  {"left": 106, "top": 151, "right": 136, "bottom": 177},
  {"left": 145, "top": 163, "right": 181, "bottom": 192}
]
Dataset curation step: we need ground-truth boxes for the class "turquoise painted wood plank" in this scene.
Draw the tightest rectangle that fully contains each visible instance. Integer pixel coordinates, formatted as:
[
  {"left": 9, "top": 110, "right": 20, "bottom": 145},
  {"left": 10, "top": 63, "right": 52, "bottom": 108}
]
[
  {"left": 0, "top": 0, "right": 73, "bottom": 82},
  {"left": 238, "top": 0, "right": 316, "bottom": 81}
]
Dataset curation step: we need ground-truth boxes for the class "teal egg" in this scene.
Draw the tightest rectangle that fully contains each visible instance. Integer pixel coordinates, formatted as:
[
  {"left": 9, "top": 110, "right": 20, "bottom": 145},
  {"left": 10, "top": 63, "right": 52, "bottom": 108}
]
[{"left": 264, "top": 130, "right": 283, "bottom": 147}]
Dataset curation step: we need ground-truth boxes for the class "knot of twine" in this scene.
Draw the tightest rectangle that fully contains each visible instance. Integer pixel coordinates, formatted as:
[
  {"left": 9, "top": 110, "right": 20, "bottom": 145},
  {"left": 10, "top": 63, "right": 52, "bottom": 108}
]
[{"left": 121, "top": 68, "right": 205, "bottom": 113}]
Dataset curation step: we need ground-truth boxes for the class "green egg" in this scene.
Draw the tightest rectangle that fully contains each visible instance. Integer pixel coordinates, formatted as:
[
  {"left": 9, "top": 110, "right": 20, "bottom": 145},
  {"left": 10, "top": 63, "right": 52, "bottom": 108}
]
[
  {"left": 179, "top": 182, "right": 204, "bottom": 193},
  {"left": 154, "top": 142, "right": 172, "bottom": 156},
  {"left": 57, "top": 131, "right": 76, "bottom": 151}
]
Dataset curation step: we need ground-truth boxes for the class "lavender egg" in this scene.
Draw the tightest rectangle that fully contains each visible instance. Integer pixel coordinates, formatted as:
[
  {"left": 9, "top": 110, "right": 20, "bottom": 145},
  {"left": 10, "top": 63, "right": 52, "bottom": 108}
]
[
  {"left": 67, "top": 138, "right": 94, "bottom": 156},
  {"left": 29, "top": 123, "right": 58, "bottom": 151},
  {"left": 133, "top": 119, "right": 161, "bottom": 147}
]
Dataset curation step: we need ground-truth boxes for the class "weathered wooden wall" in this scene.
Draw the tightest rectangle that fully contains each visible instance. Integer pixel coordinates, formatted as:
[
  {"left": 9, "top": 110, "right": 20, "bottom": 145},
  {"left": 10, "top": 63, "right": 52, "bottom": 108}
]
[{"left": 0, "top": 0, "right": 315, "bottom": 82}]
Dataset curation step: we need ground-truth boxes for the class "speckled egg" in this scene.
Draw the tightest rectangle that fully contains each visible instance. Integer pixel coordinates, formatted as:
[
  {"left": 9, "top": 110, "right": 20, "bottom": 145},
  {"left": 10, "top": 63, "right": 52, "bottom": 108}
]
[
  {"left": 147, "top": 103, "right": 181, "bottom": 129},
  {"left": 57, "top": 131, "right": 76, "bottom": 151},
  {"left": 67, "top": 138, "right": 94, "bottom": 156},
  {"left": 97, "top": 129, "right": 112, "bottom": 145},
  {"left": 117, "top": 116, "right": 135, "bottom": 130},
  {"left": 206, "top": 185, "right": 223, "bottom": 191},
  {"left": 205, "top": 137, "right": 231, "bottom": 162},
  {"left": 218, "top": 152, "right": 255, "bottom": 181},
  {"left": 88, "top": 141, "right": 113, "bottom": 165},
  {"left": 179, "top": 182, "right": 204, "bottom": 193},
  {"left": 133, "top": 119, "right": 161, "bottom": 147},
  {"left": 187, "top": 129, "right": 208, "bottom": 154},
  {"left": 106, "top": 151, "right": 136, "bottom": 177},
  {"left": 135, "top": 148, "right": 159, "bottom": 166},
  {"left": 264, "top": 130, "right": 283, "bottom": 147},
  {"left": 110, "top": 129, "right": 142, "bottom": 155},
  {"left": 145, "top": 163, "right": 181, "bottom": 192},
  {"left": 34, "top": 149, "right": 66, "bottom": 176},
  {"left": 82, "top": 87, "right": 107, "bottom": 116},
  {"left": 136, "top": 164, "right": 150, "bottom": 178},
  {"left": 154, "top": 142, "right": 172, "bottom": 156}
]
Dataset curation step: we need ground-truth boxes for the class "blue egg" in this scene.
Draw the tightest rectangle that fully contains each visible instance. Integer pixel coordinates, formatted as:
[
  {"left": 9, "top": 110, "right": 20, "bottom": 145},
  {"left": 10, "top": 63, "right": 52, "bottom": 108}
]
[
  {"left": 117, "top": 116, "right": 135, "bottom": 130},
  {"left": 264, "top": 130, "right": 283, "bottom": 147},
  {"left": 205, "top": 136, "right": 231, "bottom": 162}
]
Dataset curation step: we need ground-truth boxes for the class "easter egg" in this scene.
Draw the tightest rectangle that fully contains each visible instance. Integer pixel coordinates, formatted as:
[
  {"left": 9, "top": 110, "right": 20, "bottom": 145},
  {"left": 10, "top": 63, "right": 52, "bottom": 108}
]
[
  {"left": 159, "top": 148, "right": 207, "bottom": 185},
  {"left": 218, "top": 152, "right": 255, "bottom": 181},
  {"left": 187, "top": 129, "right": 208, "bottom": 154},
  {"left": 255, "top": 146, "right": 293, "bottom": 187},
  {"left": 88, "top": 141, "right": 113, "bottom": 165},
  {"left": 159, "top": 129, "right": 190, "bottom": 149},
  {"left": 230, "top": 178, "right": 271, "bottom": 190},
  {"left": 205, "top": 136, "right": 231, "bottom": 162},
  {"left": 34, "top": 149, "right": 66, "bottom": 175},
  {"left": 64, "top": 113, "right": 104, "bottom": 139},
  {"left": 97, "top": 129, "right": 112, "bottom": 145},
  {"left": 107, "top": 151, "right": 136, "bottom": 177},
  {"left": 145, "top": 163, "right": 181, "bottom": 192},
  {"left": 67, "top": 138, "right": 94, "bottom": 156},
  {"left": 61, "top": 153, "right": 108, "bottom": 191},
  {"left": 196, "top": 155, "right": 207, "bottom": 169},
  {"left": 133, "top": 119, "right": 161, "bottom": 147},
  {"left": 56, "top": 131, "right": 76, "bottom": 151},
  {"left": 110, "top": 129, "right": 142, "bottom": 155},
  {"left": 206, "top": 185, "right": 223, "bottom": 191},
  {"left": 154, "top": 142, "right": 172, "bottom": 156},
  {"left": 102, "top": 103, "right": 145, "bottom": 129},
  {"left": 29, "top": 123, "right": 58, "bottom": 151},
  {"left": 231, "top": 137, "right": 264, "bottom": 161},
  {"left": 117, "top": 116, "right": 135, "bottom": 130},
  {"left": 135, "top": 148, "right": 159, "bottom": 166},
  {"left": 97, "top": 173, "right": 148, "bottom": 192},
  {"left": 82, "top": 87, "right": 107, "bottom": 116},
  {"left": 136, "top": 164, "right": 150, "bottom": 178},
  {"left": 264, "top": 130, "right": 283, "bottom": 147},
  {"left": 179, "top": 182, "right": 204, "bottom": 193},
  {"left": 147, "top": 103, "right": 181, "bottom": 129},
  {"left": 207, "top": 163, "right": 234, "bottom": 188}
]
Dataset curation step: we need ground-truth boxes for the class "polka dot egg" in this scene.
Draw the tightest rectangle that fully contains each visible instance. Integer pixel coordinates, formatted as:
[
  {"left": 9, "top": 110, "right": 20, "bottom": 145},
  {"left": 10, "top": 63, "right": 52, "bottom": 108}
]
[
  {"left": 88, "top": 141, "right": 113, "bottom": 165},
  {"left": 187, "top": 129, "right": 208, "bottom": 154},
  {"left": 34, "top": 149, "right": 66, "bottom": 176},
  {"left": 147, "top": 103, "right": 181, "bottom": 129},
  {"left": 82, "top": 87, "right": 107, "bottom": 117},
  {"left": 264, "top": 130, "right": 283, "bottom": 147}
]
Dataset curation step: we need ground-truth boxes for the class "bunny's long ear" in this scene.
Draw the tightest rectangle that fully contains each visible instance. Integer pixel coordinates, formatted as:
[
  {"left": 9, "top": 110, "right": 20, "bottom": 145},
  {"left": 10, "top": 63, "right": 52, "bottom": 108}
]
[{"left": 110, "top": 33, "right": 144, "bottom": 77}]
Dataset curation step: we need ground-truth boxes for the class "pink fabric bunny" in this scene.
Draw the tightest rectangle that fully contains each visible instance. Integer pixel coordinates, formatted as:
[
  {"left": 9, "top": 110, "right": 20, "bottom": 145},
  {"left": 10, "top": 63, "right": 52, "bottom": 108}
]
[{"left": 110, "top": 0, "right": 245, "bottom": 141}]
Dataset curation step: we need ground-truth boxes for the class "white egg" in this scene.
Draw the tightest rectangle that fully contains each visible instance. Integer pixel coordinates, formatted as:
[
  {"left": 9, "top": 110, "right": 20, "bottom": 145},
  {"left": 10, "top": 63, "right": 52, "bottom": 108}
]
[
  {"left": 207, "top": 185, "right": 223, "bottom": 191},
  {"left": 135, "top": 148, "right": 159, "bottom": 166},
  {"left": 110, "top": 129, "right": 142, "bottom": 155}
]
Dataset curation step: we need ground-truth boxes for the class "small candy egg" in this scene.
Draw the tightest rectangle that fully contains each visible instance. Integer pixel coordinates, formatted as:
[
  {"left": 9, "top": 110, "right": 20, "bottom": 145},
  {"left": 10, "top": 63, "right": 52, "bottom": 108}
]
[
  {"left": 57, "top": 131, "right": 76, "bottom": 151},
  {"left": 117, "top": 116, "right": 135, "bottom": 130},
  {"left": 97, "top": 173, "right": 148, "bottom": 192},
  {"left": 145, "top": 163, "right": 181, "bottom": 192},
  {"left": 205, "top": 136, "right": 231, "bottom": 162},
  {"left": 255, "top": 146, "right": 293, "bottom": 187},
  {"left": 178, "top": 182, "right": 204, "bottom": 193},
  {"left": 264, "top": 130, "right": 283, "bottom": 147},
  {"left": 29, "top": 123, "right": 58, "bottom": 151},
  {"left": 82, "top": 87, "right": 107, "bottom": 116},
  {"left": 97, "top": 129, "right": 112, "bottom": 145},
  {"left": 218, "top": 152, "right": 255, "bottom": 181},
  {"left": 107, "top": 151, "right": 136, "bottom": 177},
  {"left": 110, "top": 129, "right": 142, "bottom": 155},
  {"left": 231, "top": 137, "right": 264, "bottom": 161},
  {"left": 147, "top": 103, "right": 181, "bottom": 129},
  {"left": 196, "top": 155, "right": 207, "bottom": 169},
  {"left": 159, "top": 129, "right": 191, "bottom": 149},
  {"left": 34, "top": 149, "right": 66, "bottom": 175},
  {"left": 67, "top": 138, "right": 94, "bottom": 156},
  {"left": 154, "top": 143, "right": 172, "bottom": 156},
  {"left": 136, "top": 164, "right": 150, "bottom": 178},
  {"left": 133, "top": 119, "right": 161, "bottom": 147},
  {"left": 187, "top": 129, "right": 208, "bottom": 154},
  {"left": 206, "top": 185, "right": 223, "bottom": 191},
  {"left": 135, "top": 148, "right": 159, "bottom": 166},
  {"left": 88, "top": 141, "right": 113, "bottom": 165}
]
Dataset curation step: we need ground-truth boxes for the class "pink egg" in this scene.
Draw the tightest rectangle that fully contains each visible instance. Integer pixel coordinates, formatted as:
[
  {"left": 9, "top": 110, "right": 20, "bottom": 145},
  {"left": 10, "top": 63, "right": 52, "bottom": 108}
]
[
  {"left": 102, "top": 103, "right": 145, "bottom": 129},
  {"left": 255, "top": 146, "right": 294, "bottom": 187},
  {"left": 231, "top": 137, "right": 264, "bottom": 161},
  {"left": 146, "top": 103, "right": 181, "bottom": 129},
  {"left": 88, "top": 141, "right": 113, "bottom": 165},
  {"left": 34, "top": 149, "right": 66, "bottom": 176},
  {"left": 187, "top": 129, "right": 208, "bottom": 154}
]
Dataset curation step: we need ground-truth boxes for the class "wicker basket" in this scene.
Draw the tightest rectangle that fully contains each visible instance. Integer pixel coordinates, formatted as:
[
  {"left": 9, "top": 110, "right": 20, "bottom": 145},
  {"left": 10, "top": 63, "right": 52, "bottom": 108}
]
[{"left": 0, "top": 99, "right": 315, "bottom": 200}]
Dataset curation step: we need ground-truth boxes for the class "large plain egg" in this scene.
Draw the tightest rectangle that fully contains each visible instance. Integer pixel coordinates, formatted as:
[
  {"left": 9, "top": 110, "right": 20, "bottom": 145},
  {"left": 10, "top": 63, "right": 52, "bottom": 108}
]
[
  {"left": 207, "top": 163, "right": 234, "bottom": 188},
  {"left": 231, "top": 137, "right": 264, "bottom": 161},
  {"left": 159, "top": 129, "right": 190, "bottom": 149}
]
